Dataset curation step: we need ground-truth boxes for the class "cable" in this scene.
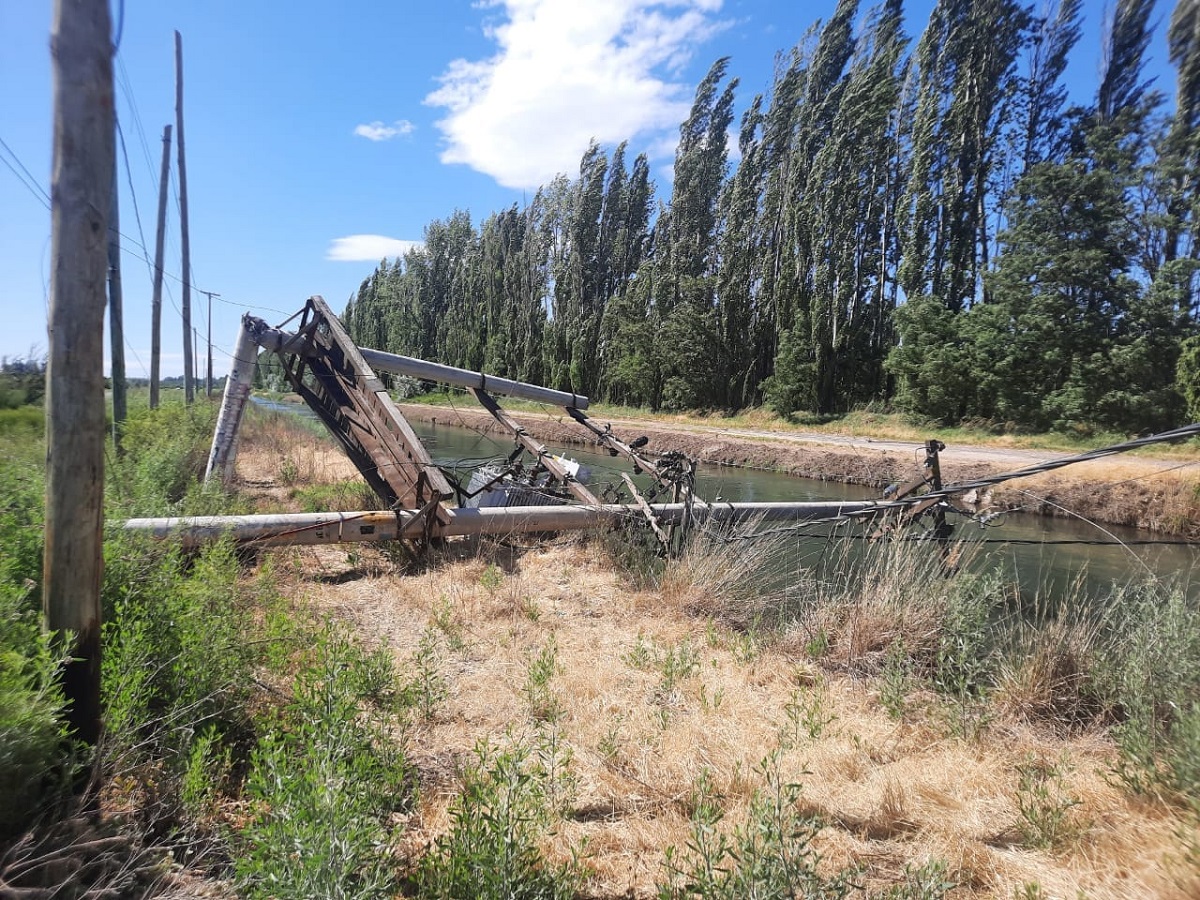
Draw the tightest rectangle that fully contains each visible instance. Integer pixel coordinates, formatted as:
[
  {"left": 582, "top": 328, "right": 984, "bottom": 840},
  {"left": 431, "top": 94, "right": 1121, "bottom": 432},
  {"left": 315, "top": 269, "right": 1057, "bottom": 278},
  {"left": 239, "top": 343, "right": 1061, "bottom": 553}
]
[{"left": 0, "top": 135, "right": 52, "bottom": 207}]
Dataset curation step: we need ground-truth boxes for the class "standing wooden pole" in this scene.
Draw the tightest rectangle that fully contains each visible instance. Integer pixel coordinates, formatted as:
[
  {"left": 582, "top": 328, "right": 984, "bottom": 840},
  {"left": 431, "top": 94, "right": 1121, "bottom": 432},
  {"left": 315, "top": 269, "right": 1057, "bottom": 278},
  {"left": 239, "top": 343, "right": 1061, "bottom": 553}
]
[
  {"left": 149, "top": 124, "right": 171, "bottom": 409},
  {"left": 203, "top": 291, "right": 218, "bottom": 397},
  {"left": 175, "top": 30, "right": 193, "bottom": 403},
  {"left": 107, "top": 121, "right": 126, "bottom": 447},
  {"left": 45, "top": 0, "right": 113, "bottom": 747}
]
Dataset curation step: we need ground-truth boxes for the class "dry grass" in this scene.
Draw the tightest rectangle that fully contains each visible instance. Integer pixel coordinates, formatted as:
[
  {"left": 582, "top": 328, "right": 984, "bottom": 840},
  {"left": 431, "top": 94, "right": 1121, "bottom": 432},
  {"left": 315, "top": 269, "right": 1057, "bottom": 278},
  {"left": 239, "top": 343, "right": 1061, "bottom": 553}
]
[
  {"left": 254, "top": 535, "right": 1198, "bottom": 898},
  {"left": 228, "top": 406, "right": 1200, "bottom": 897}
]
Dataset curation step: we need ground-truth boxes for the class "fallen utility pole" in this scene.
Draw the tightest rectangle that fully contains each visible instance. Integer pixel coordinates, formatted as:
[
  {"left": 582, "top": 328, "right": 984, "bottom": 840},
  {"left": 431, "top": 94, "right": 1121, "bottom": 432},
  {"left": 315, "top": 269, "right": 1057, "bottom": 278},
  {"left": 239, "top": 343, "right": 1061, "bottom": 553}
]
[{"left": 123, "top": 500, "right": 884, "bottom": 549}]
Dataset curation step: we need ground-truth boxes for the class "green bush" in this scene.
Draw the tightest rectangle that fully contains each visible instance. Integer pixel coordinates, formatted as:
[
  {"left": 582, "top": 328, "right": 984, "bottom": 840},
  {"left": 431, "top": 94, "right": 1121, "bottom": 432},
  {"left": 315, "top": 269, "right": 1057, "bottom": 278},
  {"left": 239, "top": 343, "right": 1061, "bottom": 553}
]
[
  {"left": 417, "top": 734, "right": 583, "bottom": 900},
  {"left": 237, "top": 625, "right": 411, "bottom": 900},
  {"left": 658, "top": 756, "right": 858, "bottom": 899},
  {"left": 0, "top": 584, "right": 76, "bottom": 837},
  {"left": 1094, "top": 582, "right": 1200, "bottom": 804}
]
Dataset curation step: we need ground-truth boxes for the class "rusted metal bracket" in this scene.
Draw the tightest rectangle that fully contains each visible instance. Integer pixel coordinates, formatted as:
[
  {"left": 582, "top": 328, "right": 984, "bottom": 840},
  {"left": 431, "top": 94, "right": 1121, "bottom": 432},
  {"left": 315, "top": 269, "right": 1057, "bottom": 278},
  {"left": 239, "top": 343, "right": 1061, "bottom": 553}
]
[
  {"left": 273, "top": 296, "right": 452, "bottom": 520},
  {"left": 469, "top": 387, "right": 603, "bottom": 507}
]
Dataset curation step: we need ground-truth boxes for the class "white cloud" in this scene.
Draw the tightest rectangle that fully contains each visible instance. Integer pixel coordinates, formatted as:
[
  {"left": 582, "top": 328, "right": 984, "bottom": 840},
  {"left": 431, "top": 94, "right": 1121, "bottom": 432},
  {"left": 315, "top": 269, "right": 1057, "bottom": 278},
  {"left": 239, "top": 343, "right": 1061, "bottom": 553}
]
[
  {"left": 354, "top": 119, "right": 416, "bottom": 141},
  {"left": 326, "top": 235, "right": 424, "bottom": 262},
  {"left": 425, "top": 0, "right": 727, "bottom": 189}
]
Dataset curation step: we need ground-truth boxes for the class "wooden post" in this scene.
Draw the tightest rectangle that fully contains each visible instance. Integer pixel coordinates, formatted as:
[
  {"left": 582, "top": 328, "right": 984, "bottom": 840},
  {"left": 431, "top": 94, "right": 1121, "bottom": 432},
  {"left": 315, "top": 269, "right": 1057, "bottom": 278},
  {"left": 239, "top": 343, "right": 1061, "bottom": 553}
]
[
  {"left": 175, "top": 30, "right": 193, "bottom": 403},
  {"left": 149, "top": 124, "right": 171, "bottom": 409},
  {"left": 45, "top": 0, "right": 113, "bottom": 746},
  {"left": 206, "top": 293, "right": 212, "bottom": 397},
  {"left": 107, "top": 121, "right": 126, "bottom": 447}
]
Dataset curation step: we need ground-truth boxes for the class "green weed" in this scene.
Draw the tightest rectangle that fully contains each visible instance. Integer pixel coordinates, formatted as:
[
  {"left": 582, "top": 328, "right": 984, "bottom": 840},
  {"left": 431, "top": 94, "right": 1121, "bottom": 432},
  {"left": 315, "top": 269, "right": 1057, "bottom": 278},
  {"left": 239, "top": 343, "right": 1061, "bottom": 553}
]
[
  {"left": 237, "top": 626, "right": 411, "bottom": 900},
  {"left": 524, "top": 635, "right": 563, "bottom": 722},
  {"left": 658, "top": 754, "right": 857, "bottom": 899},
  {"left": 416, "top": 734, "right": 583, "bottom": 899},
  {"left": 1014, "top": 756, "right": 1082, "bottom": 850}
]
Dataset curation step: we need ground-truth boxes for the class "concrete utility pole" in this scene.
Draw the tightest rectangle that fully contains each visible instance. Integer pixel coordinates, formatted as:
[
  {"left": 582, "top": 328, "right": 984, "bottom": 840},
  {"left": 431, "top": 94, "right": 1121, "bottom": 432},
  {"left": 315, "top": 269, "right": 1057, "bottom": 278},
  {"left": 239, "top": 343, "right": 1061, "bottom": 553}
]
[
  {"left": 107, "top": 123, "right": 126, "bottom": 447},
  {"left": 149, "top": 124, "right": 171, "bottom": 409},
  {"left": 45, "top": 0, "right": 113, "bottom": 746},
  {"left": 175, "top": 30, "right": 193, "bottom": 403}
]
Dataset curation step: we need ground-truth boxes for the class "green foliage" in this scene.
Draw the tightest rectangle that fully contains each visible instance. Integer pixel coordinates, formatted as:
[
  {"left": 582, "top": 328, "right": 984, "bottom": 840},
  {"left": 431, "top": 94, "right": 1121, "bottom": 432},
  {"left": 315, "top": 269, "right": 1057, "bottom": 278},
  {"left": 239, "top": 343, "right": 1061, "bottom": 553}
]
[
  {"left": 0, "top": 583, "right": 76, "bottom": 836},
  {"left": 1014, "top": 756, "right": 1082, "bottom": 850},
  {"left": 109, "top": 399, "right": 223, "bottom": 515},
  {"left": 416, "top": 734, "right": 583, "bottom": 900},
  {"left": 237, "top": 625, "right": 411, "bottom": 900},
  {"left": 0, "top": 356, "right": 45, "bottom": 410},
  {"left": 1179, "top": 334, "right": 1200, "bottom": 422},
  {"left": 523, "top": 635, "right": 563, "bottom": 722},
  {"left": 657, "top": 755, "right": 858, "bottom": 899},
  {"left": 1093, "top": 582, "right": 1200, "bottom": 804},
  {"left": 400, "top": 627, "right": 448, "bottom": 721}
]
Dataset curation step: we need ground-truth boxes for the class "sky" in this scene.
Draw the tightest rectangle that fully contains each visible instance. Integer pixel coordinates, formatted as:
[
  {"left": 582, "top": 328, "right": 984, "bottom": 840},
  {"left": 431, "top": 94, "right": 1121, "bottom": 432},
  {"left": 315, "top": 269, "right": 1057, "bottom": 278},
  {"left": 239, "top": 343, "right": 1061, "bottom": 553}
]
[{"left": 0, "top": 0, "right": 1181, "bottom": 378}]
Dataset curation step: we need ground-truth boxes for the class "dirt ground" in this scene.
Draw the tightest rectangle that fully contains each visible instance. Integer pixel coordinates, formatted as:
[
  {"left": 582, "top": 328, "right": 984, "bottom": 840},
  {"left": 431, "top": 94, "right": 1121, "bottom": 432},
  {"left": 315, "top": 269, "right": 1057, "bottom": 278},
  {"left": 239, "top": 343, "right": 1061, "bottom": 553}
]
[
  {"left": 230, "top": 416, "right": 1200, "bottom": 899},
  {"left": 400, "top": 404, "right": 1200, "bottom": 536}
]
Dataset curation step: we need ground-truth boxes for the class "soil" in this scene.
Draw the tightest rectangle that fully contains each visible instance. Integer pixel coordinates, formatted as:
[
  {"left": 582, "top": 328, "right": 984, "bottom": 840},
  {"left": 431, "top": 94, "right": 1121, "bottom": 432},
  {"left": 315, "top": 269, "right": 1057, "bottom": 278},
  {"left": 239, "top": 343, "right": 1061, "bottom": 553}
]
[{"left": 399, "top": 404, "right": 1200, "bottom": 536}]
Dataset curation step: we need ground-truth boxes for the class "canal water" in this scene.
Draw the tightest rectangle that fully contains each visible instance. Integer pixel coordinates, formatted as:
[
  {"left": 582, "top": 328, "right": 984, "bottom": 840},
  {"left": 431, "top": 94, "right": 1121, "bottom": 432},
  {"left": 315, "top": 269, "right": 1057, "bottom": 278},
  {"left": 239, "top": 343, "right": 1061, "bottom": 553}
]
[{"left": 253, "top": 398, "right": 1198, "bottom": 601}]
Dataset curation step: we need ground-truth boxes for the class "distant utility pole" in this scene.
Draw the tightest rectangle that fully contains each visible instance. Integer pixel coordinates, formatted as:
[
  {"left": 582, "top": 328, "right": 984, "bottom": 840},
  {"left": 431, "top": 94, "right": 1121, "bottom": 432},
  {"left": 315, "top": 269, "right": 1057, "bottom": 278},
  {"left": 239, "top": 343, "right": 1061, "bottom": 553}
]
[
  {"left": 200, "top": 290, "right": 220, "bottom": 397},
  {"left": 175, "top": 30, "right": 193, "bottom": 403},
  {"left": 45, "top": 0, "right": 113, "bottom": 747},
  {"left": 107, "top": 118, "right": 126, "bottom": 447},
  {"left": 150, "top": 124, "right": 171, "bottom": 409}
]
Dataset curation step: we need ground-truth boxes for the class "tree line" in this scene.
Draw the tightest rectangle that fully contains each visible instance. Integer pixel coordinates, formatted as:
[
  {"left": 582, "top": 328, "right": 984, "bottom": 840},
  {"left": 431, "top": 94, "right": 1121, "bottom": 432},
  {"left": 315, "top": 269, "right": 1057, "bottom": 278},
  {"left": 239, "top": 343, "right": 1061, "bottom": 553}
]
[{"left": 345, "top": 0, "right": 1200, "bottom": 433}]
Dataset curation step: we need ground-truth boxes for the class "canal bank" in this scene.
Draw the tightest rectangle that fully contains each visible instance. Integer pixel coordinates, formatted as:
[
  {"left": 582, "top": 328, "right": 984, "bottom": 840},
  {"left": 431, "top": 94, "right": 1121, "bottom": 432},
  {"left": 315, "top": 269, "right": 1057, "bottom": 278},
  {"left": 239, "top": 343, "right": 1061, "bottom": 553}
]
[{"left": 398, "top": 403, "right": 1200, "bottom": 537}]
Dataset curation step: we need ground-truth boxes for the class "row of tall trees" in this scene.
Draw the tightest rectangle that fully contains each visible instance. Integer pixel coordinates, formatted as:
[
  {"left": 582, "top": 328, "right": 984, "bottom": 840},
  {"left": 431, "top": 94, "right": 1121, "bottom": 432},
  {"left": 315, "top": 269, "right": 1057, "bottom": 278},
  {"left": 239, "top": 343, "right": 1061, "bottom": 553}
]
[{"left": 346, "top": 0, "right": 1200, "bottom": 433}]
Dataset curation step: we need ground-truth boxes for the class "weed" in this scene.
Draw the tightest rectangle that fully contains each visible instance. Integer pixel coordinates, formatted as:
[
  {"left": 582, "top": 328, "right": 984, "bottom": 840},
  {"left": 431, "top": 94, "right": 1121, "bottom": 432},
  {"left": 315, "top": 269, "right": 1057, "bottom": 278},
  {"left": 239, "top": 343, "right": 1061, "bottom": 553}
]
[
  {"left": 880, "top": 639, "right": 913, "bottom": 720},
  {"left": 877, "top": 860, "right": 956, "bottom": 899},
  {"left": 400, "top": 628, "right": 448, "bottom": 721},
  {"left": 598, "top": 718, "right": 623, "bottom": 765},
  {"left": 416, "top": 735, "right": 583, "bottom": 899},
  {"left": 780, "top": 684, "right": 836, "bottom": 747},
  {"left": 480, "top": 563, "right": 504, "bottom": 592},
  {"left": 430, "top": 596, "right": 467, "bottom": 651},
  {"left": 524, "top": 636, "right": 563, "bottom": 722},
  {"left": 237, "top": 626, "right": 411, "bottom": 899},
  {"left": 1014, "top": 756, "right": 1082, "bottom": 850},
  {"left": 656, "top": 640, "right": 700, "bottom": 704},
  {"left": 658, "top": 754, "right": 857, "bottom": 899}
]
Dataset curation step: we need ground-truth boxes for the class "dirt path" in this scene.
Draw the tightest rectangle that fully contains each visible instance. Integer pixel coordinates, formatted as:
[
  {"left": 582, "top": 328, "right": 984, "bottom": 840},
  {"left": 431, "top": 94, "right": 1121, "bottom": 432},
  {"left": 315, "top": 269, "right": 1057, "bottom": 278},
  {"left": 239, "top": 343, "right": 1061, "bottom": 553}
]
[{"left": 400, "top": 404, "right": 1200, "bottom": 535}]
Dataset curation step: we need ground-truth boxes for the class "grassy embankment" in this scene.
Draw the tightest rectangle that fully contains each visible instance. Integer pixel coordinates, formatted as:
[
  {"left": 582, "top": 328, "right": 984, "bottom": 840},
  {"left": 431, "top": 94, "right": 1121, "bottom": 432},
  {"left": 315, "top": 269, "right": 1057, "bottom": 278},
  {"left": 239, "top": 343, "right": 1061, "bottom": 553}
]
[{"left": 2, "top": 400, "right": 1200, "bottom": 898}]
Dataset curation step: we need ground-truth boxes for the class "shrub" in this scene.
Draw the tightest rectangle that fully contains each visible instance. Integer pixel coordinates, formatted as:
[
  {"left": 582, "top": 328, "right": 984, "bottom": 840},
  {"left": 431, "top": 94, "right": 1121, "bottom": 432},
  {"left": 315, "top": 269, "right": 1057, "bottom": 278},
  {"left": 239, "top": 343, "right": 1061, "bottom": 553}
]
[
  {"left": 417, "top": 734, "right": 582, "bottom": 900},
  {"left": 237, "top": 625, "right": 411, "bottom": 900}
]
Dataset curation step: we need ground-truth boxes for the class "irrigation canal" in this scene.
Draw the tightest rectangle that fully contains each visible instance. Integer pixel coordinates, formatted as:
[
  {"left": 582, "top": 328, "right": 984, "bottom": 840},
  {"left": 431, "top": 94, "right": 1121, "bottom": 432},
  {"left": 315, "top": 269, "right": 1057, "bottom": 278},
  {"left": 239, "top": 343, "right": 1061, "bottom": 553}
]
[{"left": 254, "top": 398, "right": 1198, "bottom": 603}]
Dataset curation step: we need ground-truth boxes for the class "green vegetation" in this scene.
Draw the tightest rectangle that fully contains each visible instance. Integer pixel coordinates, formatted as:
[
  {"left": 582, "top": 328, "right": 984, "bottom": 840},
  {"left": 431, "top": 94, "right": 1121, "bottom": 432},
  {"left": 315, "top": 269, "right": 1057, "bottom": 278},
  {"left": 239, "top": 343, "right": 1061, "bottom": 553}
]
[{"left": 345, "top": 0, "right": 1200, "bottom": 436}]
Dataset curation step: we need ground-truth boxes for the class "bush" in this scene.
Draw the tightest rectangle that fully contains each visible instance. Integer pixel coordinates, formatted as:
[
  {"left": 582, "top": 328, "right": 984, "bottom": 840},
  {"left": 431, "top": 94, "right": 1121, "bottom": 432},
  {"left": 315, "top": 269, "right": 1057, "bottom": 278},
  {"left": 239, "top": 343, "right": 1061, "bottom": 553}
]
[
  {"left": 237, "top": 625, "right": 411, "bottom": 900},
  {"left": 417, "top": 733, "right": 582, "bottom": 900}
]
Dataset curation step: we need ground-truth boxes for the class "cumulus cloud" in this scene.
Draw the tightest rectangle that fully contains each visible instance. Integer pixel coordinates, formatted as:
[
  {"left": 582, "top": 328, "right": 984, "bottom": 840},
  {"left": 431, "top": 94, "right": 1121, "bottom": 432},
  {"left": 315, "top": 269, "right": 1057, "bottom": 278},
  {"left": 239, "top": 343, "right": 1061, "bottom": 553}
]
[
  {"left": 354, "top": 119, "right": 416, "bottom": 141},
  {"left": 425, "top": 0, "right": 727, "bottom": 190},
  {"left": 327, "top": 235, "right": 424, "bottom": 262}
]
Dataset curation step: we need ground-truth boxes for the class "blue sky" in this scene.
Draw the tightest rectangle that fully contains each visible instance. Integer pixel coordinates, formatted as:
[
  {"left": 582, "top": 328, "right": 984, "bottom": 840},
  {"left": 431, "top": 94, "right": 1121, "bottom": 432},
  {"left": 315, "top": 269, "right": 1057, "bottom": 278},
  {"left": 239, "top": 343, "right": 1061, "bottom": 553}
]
[{"left": 0, "top": 0, "right": 1179, "bottom": 377}]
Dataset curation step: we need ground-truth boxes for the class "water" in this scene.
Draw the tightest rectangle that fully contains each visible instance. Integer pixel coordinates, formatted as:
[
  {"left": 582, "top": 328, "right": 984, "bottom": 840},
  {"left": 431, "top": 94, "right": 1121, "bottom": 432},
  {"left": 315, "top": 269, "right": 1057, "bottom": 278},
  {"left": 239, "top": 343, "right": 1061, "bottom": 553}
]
[{"left": 252, "top": 398, "right": 1198, "bottom": 600}]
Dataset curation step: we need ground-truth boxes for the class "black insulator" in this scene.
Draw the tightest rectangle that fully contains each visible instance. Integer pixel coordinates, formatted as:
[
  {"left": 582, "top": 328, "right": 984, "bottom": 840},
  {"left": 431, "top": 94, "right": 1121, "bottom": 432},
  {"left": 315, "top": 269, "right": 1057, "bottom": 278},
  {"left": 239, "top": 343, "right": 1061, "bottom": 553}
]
[{"left": 630, "top": 435, "right": 649, "bottom": 449}]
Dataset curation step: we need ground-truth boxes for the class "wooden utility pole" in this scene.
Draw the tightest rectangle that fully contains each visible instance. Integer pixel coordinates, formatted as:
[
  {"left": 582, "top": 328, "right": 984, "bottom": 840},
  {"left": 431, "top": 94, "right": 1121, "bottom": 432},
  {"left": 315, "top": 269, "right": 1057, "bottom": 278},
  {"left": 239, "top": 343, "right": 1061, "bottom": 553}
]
[
  {"left": 107, "top": 123, "right": 126, "bottom": 447},
  {"left": 175, "top": 30, "right": 193, "bottom": 403},
  {"left": 149, "top": 124, "right": 171, "bottom": 409},
  {"left": 45, "top": 0, "right": 113, "bottom": 746},
  {"left": 202, "top": 290, "right": 218, "bottom": 396}
]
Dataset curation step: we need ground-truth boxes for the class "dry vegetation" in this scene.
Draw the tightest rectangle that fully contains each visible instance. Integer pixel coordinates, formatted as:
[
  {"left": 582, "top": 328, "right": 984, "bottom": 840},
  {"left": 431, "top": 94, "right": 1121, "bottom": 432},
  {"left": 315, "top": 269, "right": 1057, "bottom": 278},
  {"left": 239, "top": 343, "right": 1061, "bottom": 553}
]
[{"left": 224, "top": 408, "right": 1200, "bottom": 898}]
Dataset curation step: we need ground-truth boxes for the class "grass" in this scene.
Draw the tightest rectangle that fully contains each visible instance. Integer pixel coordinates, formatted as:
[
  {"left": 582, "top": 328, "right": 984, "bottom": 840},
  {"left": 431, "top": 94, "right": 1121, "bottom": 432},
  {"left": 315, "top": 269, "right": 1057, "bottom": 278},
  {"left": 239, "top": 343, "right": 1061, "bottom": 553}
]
[{"left": 7, "top": 392, "right": 1200, "bottom": 898}]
